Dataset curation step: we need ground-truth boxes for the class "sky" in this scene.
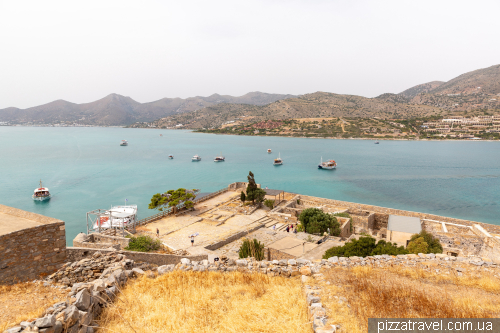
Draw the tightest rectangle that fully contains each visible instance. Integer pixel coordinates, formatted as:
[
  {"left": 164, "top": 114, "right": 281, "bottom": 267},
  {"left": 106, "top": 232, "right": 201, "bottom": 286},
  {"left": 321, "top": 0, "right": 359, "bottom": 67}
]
[{"left": 1, "top": 0, "right": 499, "bottom": 109}]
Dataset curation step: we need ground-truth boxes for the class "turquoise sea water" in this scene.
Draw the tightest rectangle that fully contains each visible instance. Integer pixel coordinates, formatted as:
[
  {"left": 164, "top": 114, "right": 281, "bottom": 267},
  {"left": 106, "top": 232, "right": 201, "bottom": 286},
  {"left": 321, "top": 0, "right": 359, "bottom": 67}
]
[{"left": 1, "top": 126, "right": 500, "bottom": 243}]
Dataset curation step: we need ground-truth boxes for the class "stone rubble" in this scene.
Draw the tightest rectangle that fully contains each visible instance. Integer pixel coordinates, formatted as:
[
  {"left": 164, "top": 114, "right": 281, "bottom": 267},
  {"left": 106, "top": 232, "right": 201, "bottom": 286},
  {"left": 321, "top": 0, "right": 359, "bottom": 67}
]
[{"left": 4, "top": 252, "right": 498, "bottom": 333}]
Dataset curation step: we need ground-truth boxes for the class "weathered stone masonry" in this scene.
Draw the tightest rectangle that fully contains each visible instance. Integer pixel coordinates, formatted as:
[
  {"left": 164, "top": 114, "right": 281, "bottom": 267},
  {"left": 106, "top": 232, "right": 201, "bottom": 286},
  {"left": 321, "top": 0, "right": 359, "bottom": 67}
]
[{"left": 0, "top": 222, "right": 66, "bottom": 284}]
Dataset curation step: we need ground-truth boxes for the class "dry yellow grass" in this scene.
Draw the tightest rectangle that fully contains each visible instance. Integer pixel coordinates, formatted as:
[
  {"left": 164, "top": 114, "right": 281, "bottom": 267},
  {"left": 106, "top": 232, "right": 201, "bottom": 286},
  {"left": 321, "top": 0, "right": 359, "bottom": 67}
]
[
  {"left": 98, "top": 271, "right": 311, "bottom": 333},
  {"left": 316, "top": 266, "right": 500, "bottom": 333},
  {"left": 0, "top": 282, "right": 67, "bottom": 331}
]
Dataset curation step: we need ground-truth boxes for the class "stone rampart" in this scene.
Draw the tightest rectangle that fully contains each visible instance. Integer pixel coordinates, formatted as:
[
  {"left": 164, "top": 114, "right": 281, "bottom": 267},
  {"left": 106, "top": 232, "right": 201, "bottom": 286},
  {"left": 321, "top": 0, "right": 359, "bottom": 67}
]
[
  {"left": 266, "top": 247, "right": 296, "bottom": 261},
  {"left": 300, "top": 195, "right": 500, "bottom": 234},
  {"left": 204, "top": 223, "right": 265, "bottom": 251},
  {"left": 66, "top": 247, "right": 207, "bottom": 266},
  {"left": 0, "top": 205, "right": 66, "bottom": 284}
]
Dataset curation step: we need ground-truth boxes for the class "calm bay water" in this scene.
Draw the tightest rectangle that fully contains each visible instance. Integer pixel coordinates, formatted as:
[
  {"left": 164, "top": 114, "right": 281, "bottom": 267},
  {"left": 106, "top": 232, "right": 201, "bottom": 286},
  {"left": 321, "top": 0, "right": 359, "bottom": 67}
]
[{"left": 1, "top": 126, "right": 499, "bottom": 243}]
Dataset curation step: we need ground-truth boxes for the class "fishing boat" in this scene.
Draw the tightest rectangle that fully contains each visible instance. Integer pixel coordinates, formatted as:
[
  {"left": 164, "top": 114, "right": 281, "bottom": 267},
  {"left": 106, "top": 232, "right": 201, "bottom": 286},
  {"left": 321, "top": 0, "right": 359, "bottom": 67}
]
[
  {"left": 267, "top": 149, "right": 272, "bottom": 153},
  {"left": 120, "top": 140, "right": 128, "bottom": 146},
  {"left": 318, "top": 157, "right": 336, "bottom": 170},
  {"left": 192, "top": 155, "right": 201, "bottom": 161},
  {"left": 160, "top": 134, "right": 163, "bottom": 137},
  {"left": 214, "top": 152, "right": 225, "bottom": 162},
  {"left": 32, "top": 180, "right": 51, "bottom": 201},
  {"left": 273, "top": 153, "right": 283, "bottom": 166},
  {"left": 374, "top": 141, "right": 379, "bottom": 144},
  {"left": 93, "top": 205, "right": 138, "bottom": 230},
  {"left": 168, "top": 155, "right": 174, "bottom": 159}
]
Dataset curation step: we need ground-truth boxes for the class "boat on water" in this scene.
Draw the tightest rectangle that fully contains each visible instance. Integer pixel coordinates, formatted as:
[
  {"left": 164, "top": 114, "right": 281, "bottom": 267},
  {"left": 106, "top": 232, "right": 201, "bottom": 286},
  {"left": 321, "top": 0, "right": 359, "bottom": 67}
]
[
  {"left": 318, "top": 157, "right": 336, "bottom": 170},
  {"left": 93, "top": 205, "right": 138, "bottom": 230},
  {"left": 120, "top": 140, "right": 128, "bottom": 146},
  {"left": 168, "top": 155, "right": 174, "bottom": 159},
  {"left": 273, "top": 153, "right": 283, "bottom": 166},
  {"left": 214, "top": 152, "right": 225, "bottom": 162},
  {"left": 160, "top": 134, "right": 163, "bottom": 137},
  {"left": 374, "top": 141, "right": 379, "bottom": 144},
  {"left": 267, "top": 149, "right": 272, "bottom": 153},
  {"left": 192, "top": 155, "right": 201, "bottom": 161},
  {"left": 32, "top": 180, "right": 51, "bottom": 201}
]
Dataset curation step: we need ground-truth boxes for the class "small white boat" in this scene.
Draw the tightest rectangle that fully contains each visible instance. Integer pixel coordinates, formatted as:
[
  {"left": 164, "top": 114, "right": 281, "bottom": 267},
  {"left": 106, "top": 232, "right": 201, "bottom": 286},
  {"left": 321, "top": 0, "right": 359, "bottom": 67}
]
[
  {"left": 214, "top": 152, "right": 225, "bottom": 162},
  {"left": 273, "top": 153, "right": 283, "bottom": 166},
  {"left": 93, "top": 205, "right": 138, "bottom": 230},
  {"left": 374, "top": 141, "right": 379, "bottom": 144},
  {"left": 192, "top": 155, "right": 201, "bottom": 161},
  {"left": 32, "top": 180, "right": 51, "bottom": 201},
  {"left": 168, "top": 155, "right": 174, "bottom": 159},
  {"left": 120, "top": 140, "right": 128, "bottom": 146},
  {"left": 267, "top": 149, "right": 272, "bottom": 153},
  {"left": 318, "top": 157, "right": 336, "bottom": 170}
]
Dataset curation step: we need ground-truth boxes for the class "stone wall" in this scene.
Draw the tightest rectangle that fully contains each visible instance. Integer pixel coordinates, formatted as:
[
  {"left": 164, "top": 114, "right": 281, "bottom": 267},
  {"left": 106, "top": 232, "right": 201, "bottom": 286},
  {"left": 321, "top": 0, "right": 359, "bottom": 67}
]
[
  {"left": 73, "top": 233, "right": 129, "bottom": 250},
  {"left": 0, "top": 222, "right": 66, "bottom": 284},
  {"left": 204, "top": 223, "right": 265, "bottom": 251},
  {"left": 373, "top": 213, "right": 389, "bottom": 230},
  {"left": 349, "top": 210, "right": 375, "bottom": 232},
  {"left": 435, "top": 233, "right": 485, "bottom": 257},
  {"left": 338, "top": 218, "right": 351, "bottom": 238},
  {"left": 300, "top": 195, "right": 500, "bottom": 234},
  {"left": 66, "top": 247, "right": 207, "bottom": 266},
  {"left": 265, "top": 247, "right": 296, "bottom": 261}
]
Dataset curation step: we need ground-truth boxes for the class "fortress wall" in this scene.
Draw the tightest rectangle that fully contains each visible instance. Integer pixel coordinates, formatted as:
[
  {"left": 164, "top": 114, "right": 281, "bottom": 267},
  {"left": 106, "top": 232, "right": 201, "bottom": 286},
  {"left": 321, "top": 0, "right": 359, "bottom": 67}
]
[
  {"left": 66, "top": 247, "right": 207, "bottom": 266},
  {"left": 0, "top": 222, "right": 66, "bottom": 284},
  {"left": 299, "top": 195, "right": 500, "bottom": 234}
]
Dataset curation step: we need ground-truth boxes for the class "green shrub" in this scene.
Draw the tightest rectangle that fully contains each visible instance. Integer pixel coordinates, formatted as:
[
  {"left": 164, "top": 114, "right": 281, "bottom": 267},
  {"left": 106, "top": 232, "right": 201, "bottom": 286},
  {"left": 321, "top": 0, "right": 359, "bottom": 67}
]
[
  {"left": 323, "top": 236, "right": 408, "bottom": 258},
  {"left": 408, "top": 230, "right": 443, "bottom": 254},
  {"left": 239, "top": 238, "right": 265, "bottom": 261},
  {"left": 408, "top": 230, "right": 443, "bottom": 253},
  {"left": 125, "top": 235, "right": 161, "bottom": 252},
  {"left": 240, "top": 191, "right": 246, "bottom": 202},
  {"left": 299, "top": 208, "right": 340, "bottom": 236},
  {"left": 407, "top": 237, "right": 429, "bottom": 254},
  {"left": 296, "top": 223, "right": 305, "bottom": 232},
  {"left": 264, "top": 199, "right": 275, "bottom": 209}
]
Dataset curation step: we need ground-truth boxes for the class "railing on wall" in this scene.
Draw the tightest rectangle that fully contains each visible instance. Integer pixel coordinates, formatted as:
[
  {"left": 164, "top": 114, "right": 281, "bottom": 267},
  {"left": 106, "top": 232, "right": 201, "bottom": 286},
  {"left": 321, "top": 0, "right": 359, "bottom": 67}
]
[{"left": 133, "top": 188, "right": 229, "bottom": 227}]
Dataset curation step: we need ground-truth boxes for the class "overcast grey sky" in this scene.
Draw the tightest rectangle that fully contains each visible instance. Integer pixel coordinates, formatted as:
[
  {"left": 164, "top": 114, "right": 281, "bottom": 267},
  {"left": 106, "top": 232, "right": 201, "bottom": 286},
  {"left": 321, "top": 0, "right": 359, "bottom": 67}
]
[{"left": 1, "top": 0, "right": 499, "bottom": 109}]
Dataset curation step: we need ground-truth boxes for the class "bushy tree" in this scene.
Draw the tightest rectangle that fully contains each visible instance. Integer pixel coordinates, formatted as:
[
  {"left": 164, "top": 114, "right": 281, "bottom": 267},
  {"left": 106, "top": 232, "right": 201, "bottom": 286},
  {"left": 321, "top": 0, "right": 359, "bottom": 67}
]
[
  {"left": 148, "top": 188, "right": 199, "bottom": 211},
  {"left": 408, "top": 230, "right": 443, "bottom": 254},
  {"left": 240, "top": 191, "right": 246, "bottom": 202},
  {"left": 299, "top": 208, "right": 340, "bottom": 236},
  {"left": 407, "top": 237, "right": 429, "bottom": 254},
  {"left": 239, "top": 238, "right": 265, "bottom": 261},
  {"left": 245, "top": 171, "right": 266, "bottom": 205},
  {"left": 264, "top": 199, "right": 275, "bottom": 209},
  {"left": 323, "top": 236, "right": 408, "bottom": 259}
]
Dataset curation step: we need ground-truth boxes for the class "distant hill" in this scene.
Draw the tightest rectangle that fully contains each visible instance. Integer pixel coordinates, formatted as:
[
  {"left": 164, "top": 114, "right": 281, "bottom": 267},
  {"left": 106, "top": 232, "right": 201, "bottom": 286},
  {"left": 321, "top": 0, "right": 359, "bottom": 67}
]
[
  {"left": 0, "top": 92, "right": 296, "bottom": 126},
  {"left": 399, "top": 81, "right": 444, "bottom": 98},
  {"left": 430, "top": 64, "right": 500, "bottom": 95},
  {"left": 149, "top": 92, "right": 444, "bottom": 129}
]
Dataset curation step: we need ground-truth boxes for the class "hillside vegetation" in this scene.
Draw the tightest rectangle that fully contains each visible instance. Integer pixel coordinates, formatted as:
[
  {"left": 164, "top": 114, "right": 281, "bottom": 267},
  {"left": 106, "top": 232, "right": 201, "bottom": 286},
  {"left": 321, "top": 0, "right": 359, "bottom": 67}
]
[
  {"left": 139, "top": 64, "right": 500, "bottom": 130},
  {"left": 0, "top": 92, "right": 295, "bottom": 126}
]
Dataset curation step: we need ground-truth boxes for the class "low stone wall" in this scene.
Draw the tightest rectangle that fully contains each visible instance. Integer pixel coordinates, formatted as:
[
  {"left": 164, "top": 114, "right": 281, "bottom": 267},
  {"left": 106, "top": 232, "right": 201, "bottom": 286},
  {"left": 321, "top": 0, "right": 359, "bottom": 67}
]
[
  {"left": 66, "top": 247, "right": 207, "bottom": 266},
  {"left": 300, "top": 195, "right": 500, "bottom": 234},
  {"left": 73, "top": 233, "right": 127, "bottom": 250},
  {"left": 204, "top": 223, "right": 265, "bottom": 251},
  {"left": 338, "top": 218, "right": 351, "bottom": 238},
  {"left": 0, "top": 206, "right": 66, "bottom": 284},
  {"left": 266, "top": 247, "right": 296, "bottom": 261}
]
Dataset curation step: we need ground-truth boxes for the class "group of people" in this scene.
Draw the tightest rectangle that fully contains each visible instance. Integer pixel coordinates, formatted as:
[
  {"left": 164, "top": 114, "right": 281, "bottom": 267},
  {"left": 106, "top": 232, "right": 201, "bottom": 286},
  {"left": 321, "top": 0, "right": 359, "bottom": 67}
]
[
  {"left": 34, "top": 191, "right": 49, "bottom": 197},
  {"left": 272, "top": 223, "right": 297, "bottom": 233}
]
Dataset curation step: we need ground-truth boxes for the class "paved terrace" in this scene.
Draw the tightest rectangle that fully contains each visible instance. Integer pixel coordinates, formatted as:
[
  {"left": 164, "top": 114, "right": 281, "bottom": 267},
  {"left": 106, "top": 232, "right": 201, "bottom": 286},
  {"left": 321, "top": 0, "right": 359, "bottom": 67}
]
[{"left": 0, "top": 204, "right": 61, "bottom": 236}]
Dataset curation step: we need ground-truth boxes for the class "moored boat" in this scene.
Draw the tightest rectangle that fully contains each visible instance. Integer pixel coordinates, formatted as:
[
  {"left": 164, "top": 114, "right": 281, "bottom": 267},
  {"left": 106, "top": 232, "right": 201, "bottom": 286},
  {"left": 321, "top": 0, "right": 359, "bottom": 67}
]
[
  {"left": 267, "top": 149, "right": 272, "bottom": 153},
  {"left": 374, "top": 141, "right": 379, "bottom": 144},
  {"left": 32, "top": 180, "right": 51, "bottom": 201},
  {"left": 168, "top": 155, "right": 174, "bottom": 159},
  {"left": 192, "top": 155, "right": 201, "bottom": 161},
  {"left": 214, "top": 152, "right": 225, "bottom": 162},
  {"left": 120, "top": 140, "right": 128, "bottom": 146},
  {"left": 93, "top": 205, "right": 138, "bottom": 230},
  {"left": 273, "top": 153, "right": 283, "bottom": 166},
  {"left": 318, "top": 157, "right": 336, "bottom": 170}
]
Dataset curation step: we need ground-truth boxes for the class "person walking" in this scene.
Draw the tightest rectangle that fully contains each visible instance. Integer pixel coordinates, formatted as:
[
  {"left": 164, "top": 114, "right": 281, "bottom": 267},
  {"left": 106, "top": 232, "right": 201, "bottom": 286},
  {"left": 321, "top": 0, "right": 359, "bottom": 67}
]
[
  {"left": 156, "top": 228, "right": 160, "bottom": 238},
  {"left": 286, "top": 225, "right": 289, "bottom": 233},
  {"left": 189, "top": 234, "right": 198, "bottom": 246}
]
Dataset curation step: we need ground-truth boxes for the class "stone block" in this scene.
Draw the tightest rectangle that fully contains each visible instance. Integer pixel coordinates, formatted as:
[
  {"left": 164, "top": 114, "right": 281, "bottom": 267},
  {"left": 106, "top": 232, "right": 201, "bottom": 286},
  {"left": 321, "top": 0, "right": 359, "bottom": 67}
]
[
  {"left": 35, "top": 315, "right": 56, "bottom": 328},
  {"left": 64, "top": 305, "right": 80, "bottom": 327},
  {"left": 75, "top": 289, "right": 91, "bottom": 311},
  {"left": 91, "top": 279, "right": 105, "bottom": 292},
  {"left": 307, "top": 294, "right": 321, "bottom": 305},
  {"left": 4, "top": 327, "right": 22, "bottom": 333},
  {"left": 180, "top": 258, "right": 191, "bottom": 265},
  {"left": 132, "top": 267, "right": 145, "bottom": 276},
  {"left": 300, "top": 266, "right": 312, "bottom": 276},
  {"left": 236, "top": 259, "right": 247, "bottom": 267},
  {"left": 327, "top": 256, "right": 339, "bottom": 264},
  {"left": 301, "top": 275, "right": 310, "bottom": 283}
]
